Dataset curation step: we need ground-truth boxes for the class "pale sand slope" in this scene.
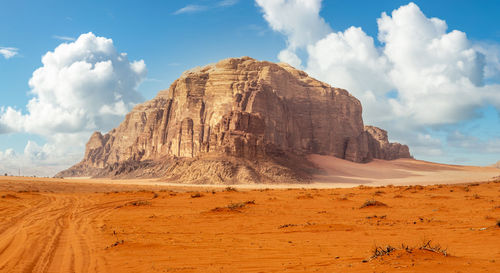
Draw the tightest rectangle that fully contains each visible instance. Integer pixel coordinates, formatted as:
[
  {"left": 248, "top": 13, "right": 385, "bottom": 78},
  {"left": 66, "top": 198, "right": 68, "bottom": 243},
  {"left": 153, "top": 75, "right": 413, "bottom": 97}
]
[
  {"left": 308, "top": 155, "right": 500, "bottom": 187},
  {"left": 19, "top": 155, "right": 495, "bottom": 189}
]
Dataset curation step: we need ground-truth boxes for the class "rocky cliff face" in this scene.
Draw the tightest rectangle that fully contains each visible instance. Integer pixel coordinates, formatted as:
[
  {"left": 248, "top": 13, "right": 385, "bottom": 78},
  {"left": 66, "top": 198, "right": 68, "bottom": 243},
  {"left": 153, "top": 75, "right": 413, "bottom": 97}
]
[{"left": 57, "top": 57, "right": 411, "bottom": 183}]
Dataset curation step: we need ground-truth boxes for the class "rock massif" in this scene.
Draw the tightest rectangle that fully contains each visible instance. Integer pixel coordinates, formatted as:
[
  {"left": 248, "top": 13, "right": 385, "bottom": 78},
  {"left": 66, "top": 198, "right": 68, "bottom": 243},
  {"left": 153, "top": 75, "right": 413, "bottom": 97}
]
[{"left": 57, "top": 57, "right": 411, "bottom": 183}]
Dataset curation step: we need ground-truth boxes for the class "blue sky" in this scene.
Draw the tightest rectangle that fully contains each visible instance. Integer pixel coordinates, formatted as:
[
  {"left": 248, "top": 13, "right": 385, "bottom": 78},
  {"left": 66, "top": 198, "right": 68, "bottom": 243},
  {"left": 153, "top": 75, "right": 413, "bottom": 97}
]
[{"left": 1, "top": 0, "right": 500, "bottom": 176}]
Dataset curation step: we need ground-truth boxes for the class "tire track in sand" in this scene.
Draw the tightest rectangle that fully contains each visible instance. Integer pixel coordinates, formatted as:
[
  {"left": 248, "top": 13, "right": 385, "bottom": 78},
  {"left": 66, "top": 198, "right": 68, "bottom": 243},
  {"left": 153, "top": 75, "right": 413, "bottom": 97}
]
[{"left": 0, "top": 193, "right": 135, "bottom": 273}]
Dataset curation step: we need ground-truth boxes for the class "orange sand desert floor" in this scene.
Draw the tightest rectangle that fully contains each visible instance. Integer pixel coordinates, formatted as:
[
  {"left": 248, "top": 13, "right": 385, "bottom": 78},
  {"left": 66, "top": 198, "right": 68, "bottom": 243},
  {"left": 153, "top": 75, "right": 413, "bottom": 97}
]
[{"left": 1, "top": 176, "right": 500, "bottom": 272}]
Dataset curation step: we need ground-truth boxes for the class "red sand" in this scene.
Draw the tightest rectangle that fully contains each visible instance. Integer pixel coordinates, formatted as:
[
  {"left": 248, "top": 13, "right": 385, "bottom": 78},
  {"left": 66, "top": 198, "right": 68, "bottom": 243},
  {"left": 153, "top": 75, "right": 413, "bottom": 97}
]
[{"left": 1, "top": 173, "right": 500, "bottom": 272}]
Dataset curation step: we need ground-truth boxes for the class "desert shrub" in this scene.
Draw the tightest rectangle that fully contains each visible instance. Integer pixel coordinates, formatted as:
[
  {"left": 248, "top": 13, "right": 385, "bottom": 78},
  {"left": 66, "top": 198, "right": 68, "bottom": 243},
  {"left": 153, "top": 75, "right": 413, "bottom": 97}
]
[
  {"left": 212, "top": 200, "right": 255, "bottom": 212},
  {"left": 278, "top": 223, "right": 298, "bottom": 229},
  {"left": 360, "top": 199, "right": 387, "bottom": 208},
  {"left": 224, "top": 187, "right": 238, "bottom": 192},
  {"left": 1, "top": 194, "right": 19, "bottom": 199},
  {"left": 367, "top": 240, "right": 448, "bottom": 262},
  {"left": 227, "top": 200, "right": 255, "bottom": 209},
  {"left": 191, "top": 193, "right": 203, "bottom": 198},
  {"left": 127, "top": 200, "right": 151, "bottom": 206},
  {"left": 371, "top": 245, "right": 396, "bottom": 259},
  {"left": 419, "top": 240, "right": 448, "bottom": 256}
]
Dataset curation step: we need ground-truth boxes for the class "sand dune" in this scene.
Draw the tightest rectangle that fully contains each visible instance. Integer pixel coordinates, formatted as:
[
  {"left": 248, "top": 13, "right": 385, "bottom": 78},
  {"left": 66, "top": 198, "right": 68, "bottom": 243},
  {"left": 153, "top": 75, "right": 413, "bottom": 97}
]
[{"left": 308, "top": 155, "right": 500, "bottom": 186}]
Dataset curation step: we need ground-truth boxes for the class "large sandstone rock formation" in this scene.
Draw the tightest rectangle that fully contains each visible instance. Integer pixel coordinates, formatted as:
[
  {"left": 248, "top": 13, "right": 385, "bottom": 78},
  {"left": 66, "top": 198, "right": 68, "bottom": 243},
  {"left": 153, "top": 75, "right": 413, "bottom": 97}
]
[{"left": 57, "top": 57, "right": 411, "bottom": 183}]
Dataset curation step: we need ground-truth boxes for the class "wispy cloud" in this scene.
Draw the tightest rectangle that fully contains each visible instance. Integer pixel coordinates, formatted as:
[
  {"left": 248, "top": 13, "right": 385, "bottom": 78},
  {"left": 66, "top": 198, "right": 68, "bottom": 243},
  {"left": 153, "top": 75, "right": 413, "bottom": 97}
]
[
  {"left": 173, "top": 1, "right": 238, "bottom": 15},
  {"left": 144, "top": 78, "right": 164, "bottom": 83},
  {"left": 52, "top": 35, "right": 76, "bottom": 42},
  {"left": 0, "top": 47, "right": 19, "bottom": 59},
  {"left": 218, "top": 0, "right": 239, "bottom": 7},
  {"left": 247, "top": 24, "right": 268, "bottom": 36},
  {"left": 173, "top": 4, "right": 207, "bottom": 15}
]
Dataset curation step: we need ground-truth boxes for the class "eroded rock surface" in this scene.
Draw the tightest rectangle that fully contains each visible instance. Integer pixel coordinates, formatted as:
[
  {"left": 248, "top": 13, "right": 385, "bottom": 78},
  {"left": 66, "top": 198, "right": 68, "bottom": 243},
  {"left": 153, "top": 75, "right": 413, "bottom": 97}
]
[{"left": 57, "top": 57, "right": 411, "bottom": 183}]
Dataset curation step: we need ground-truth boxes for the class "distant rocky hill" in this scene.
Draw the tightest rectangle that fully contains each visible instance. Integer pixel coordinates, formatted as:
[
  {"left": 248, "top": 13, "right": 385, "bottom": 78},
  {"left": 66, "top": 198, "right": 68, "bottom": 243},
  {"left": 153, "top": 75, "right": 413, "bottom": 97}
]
[
  {"left": 492, "top": 161, "right": 500, "bottom": 169},
  {"left": 56, "top": 57, "right": 411, "bottom": 183}
]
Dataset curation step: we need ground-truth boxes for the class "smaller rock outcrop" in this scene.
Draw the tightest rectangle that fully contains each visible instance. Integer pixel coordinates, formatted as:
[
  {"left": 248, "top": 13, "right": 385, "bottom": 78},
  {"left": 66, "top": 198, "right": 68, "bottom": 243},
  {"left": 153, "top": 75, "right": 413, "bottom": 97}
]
[
  {"left": 364, "top": 126, "right": 411, "bottom": 160},
  {"left": 492, "top": 161, "right": 500, "bottom": 169}
]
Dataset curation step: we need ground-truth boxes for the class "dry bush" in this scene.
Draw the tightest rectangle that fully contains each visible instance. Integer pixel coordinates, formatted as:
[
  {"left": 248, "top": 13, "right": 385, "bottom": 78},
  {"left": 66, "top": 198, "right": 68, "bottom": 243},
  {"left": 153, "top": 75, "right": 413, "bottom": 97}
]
[
  {"left": 190, "top": 193, "right": 203, "bottom": 198},
  {"left": 366, "top": 240, "right": 448, "bottom": 262},
  {"left": 120, "top": 200, "right": 151, "bottom": 207},
  {"left": 224, "top": 187, "right": 238, "bottom": 192},
  {"left": 278, "top": 223, "right": 298, "bottom": 229},
  {"left": 370, "top": 245, "right": 396, "bottom": 259},
  {"left": 1, "top": 194, "right": 19, "bottom": 199},
  {"left": 297, "top": 193, "right": 314, "bottom": 199},
  {"left": 106, "top": 230, "right": 125, "bottom": 249},
  {"left": 227, "top": 200, "right": 255, "bottom": 209},
  {"left": 419, "top": 240, "right": 448, "bottom": 256},
  {"left": 374, "top": 190, "right": 385, "bottom": 196},
  {"left": 360, "top": 199, "right": 387, "bottom": 208},
  {"left": 211, "top": 200, "right": 255, "bottom": 212}
]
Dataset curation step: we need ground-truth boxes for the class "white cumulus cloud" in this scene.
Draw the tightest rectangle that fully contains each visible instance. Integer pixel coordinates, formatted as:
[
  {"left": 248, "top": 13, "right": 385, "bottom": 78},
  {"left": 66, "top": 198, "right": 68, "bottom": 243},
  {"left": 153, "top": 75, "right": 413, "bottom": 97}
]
[
  {"left": 0, "top": 32, "right": 146, "bottom": 176},
  {"left": 0, "top": 32, "right": 146, "bottom": 136},
  {"left": 255, "top": 0, "right": 331, "bottom": 67},
  {"left": 256, "top": 1, "right": 500, "bottom": 160}
]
